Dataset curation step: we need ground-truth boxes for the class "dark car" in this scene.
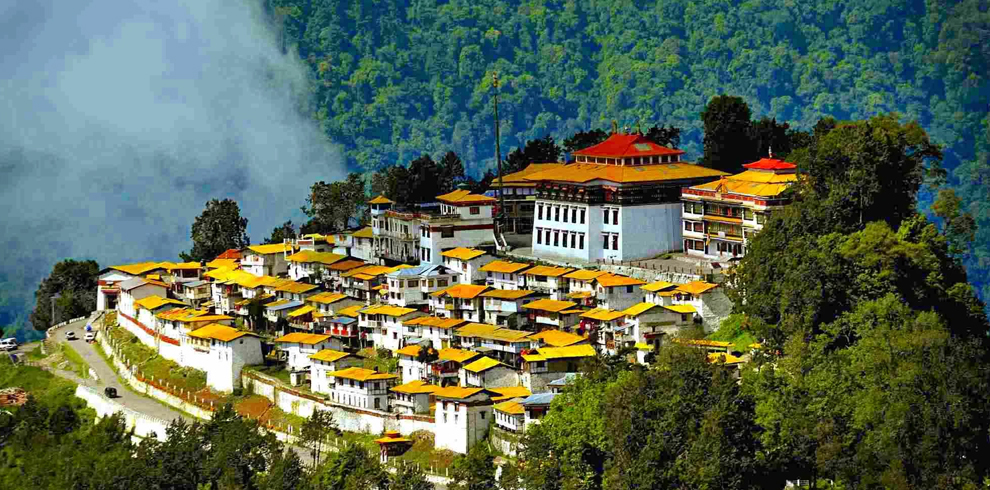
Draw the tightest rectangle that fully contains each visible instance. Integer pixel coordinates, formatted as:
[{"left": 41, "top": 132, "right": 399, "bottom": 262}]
[{"left": 104, "top": 387, "right": 117, "bottom": 398}]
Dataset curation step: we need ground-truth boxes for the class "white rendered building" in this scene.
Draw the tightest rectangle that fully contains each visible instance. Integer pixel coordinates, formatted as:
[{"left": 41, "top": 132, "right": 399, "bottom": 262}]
[
  {"left": 274, "top": 333, "right": 337, "bottom": 372},
  {"left": 309, "top": 350, "right": 366, "bottom": 394},
  {"left": 327, "top": 367, "right": 398, "bottom": 411},
  {"left": 384, "top": 264, "right": 457, "bottom": 307},
  {"left": 390, "top": 380, "right": 438, "bottom": 415},
  {"left": 186, "top": 323, "right": 263, "bottom": 392},
  {"left": 440, "top": 247, "right": 495, "bottom": 285},
  {"left": 241, "top": 244, "right": 295, "bottom": 277},
  {"left": 433, "top": 387, "right": 495, "bottom": 454},
  {"left": 480, "top": 260, "right": 532, "bottom": 290}
]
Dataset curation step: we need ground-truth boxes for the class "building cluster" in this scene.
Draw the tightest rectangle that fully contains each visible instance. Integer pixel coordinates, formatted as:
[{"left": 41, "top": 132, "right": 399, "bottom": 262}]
[{"left": 95, "top": 131, "right": 793, "bottom": 454}]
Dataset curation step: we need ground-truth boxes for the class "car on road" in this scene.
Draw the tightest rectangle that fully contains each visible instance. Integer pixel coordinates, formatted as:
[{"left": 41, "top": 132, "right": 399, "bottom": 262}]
[
  {"left": 0, "top": 339, "right": 17, "bottom": 352},
  {"left": 104, "top": 387, "right": 117, "bottom": 399},
  {"left": 65, "top": 331, "right": 77, "bottom": 340},
  {"left": 84, "top": 332, "right": 96, "bottom": 342}
]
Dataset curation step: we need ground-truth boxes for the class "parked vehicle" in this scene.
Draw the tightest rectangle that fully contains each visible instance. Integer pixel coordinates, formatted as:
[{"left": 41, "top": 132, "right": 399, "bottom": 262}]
[
  {"left": 104, "top": 387, "right": 117, "bottom": 398},
  {"left": 65, "top": 331, "right": 77, "bottom": 340},
  {"left": 0, "top": 339, "right": 17, "bottom": 352},
  {"left": 84, "top": 332, "right": 96, "bottom": 342}
]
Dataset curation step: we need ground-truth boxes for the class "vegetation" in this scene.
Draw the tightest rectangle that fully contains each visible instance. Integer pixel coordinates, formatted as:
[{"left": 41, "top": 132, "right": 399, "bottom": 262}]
[
  {"left": 28, "top": 259, "right": 99, "bottom": 333},
  {"left": 179, "top": 198, "right": 250, "bottom": 262},
  {"left": 706, "top": 313, "right": 758, "bottom": 353},
  {"left": 58, "top": 342, "right": 91, "bottom": 380},
  {"left": 265, "top": 220, "right": 298, "bottom": 244},
  {"left": 105, "top": 322, "right": 207, "bottom": 393}
]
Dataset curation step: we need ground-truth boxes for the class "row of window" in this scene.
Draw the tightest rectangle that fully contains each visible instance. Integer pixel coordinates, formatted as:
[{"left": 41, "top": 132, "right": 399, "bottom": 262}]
[
  {"left": 602, "top": 207, "right": 620, "bottom": 225},
  {"left": 602, "top": 233, "right": 620, "bottom": 250},
  {"left": 683, "top": 202, "right": 768, "bottom": 224},
  {"left": 537, "top": 204, "right": 586, "bottom": 224},
  {"left": 536, "top": 228, "right": 586, "bottom": 250},
  {"left": 574, "top": 154, "right": 680, "bottom": 165}
]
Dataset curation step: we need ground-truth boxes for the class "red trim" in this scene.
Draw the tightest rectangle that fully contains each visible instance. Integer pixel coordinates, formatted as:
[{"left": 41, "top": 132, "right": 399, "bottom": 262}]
[
  {"left": 428, "top": 224, "right": 495, "bottom": 232},
  {"left": 119, "top": 311, "right": 179, "bottom": 345}
]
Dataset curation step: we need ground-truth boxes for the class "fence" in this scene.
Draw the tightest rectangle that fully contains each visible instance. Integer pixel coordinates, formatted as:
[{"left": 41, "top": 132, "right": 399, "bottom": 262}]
[{"left": 46, "top": 310, "right": 100, "bottom": 339}]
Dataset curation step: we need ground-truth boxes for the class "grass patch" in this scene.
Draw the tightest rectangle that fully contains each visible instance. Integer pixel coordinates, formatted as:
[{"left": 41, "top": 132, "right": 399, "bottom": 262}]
[
  {"left": 0, "top": 357, "right": 91, "bottom": 420},
  {"left": 27, "top": 344, "right": 47, "bottom": 361},
  {"left": 707, "top": 314, "right": 759, "bottom": 353},
  {"left": 60, "top": 342, "right": 90, "bottom": 380},
  {"left": 393, "top": 431, "right": 456, "bottom": 471},
  {"left": 358, "top": 347, "right": 398, "bottom": 374},
  {"left": 105, "top": 323, "right": 206, "bottom": 392},
  {"left": 247, "top": 364, "right": 294, "bottom": 385}
]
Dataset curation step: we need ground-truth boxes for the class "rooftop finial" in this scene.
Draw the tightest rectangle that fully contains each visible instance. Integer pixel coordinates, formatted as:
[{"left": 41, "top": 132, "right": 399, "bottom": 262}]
[
  {"left": 768, "top": 145, "right": 773, "bottom": 159},
  {"left": 611, "top": 119, "right": 618, "bottom": 134}
]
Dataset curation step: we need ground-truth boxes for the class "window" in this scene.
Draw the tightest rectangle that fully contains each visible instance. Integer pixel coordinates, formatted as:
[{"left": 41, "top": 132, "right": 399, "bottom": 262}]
[
  {"left": 537, "top": 204, "right": 543, "bottom": 220},
  {"left": 756, "top": 213, "right": 766, "bottom": 225},
  {"left": 571, "top": 233, "right": 577, "bottom": 249},
  {"left": 480, "top": 411, "right": 486, "bottom": 420},
  {"left": 563, "top": 207, "right": 568, "bottom": 223},
  {"left": 603, "top": 234, "right": 609, "bottom": 250},
  {"left": 626, "top": 285, "right": 633, "bottom": 293},
  {"left": 470, "top": 207, "right": 480, "bottom": 215},
  {"left": 579, "top": 234, "right": 585, "bottom": 250},
  {"left": 545, "top": 229, "right": 551, "bottom": 245},
  {"left": 685, "top": 221, "right": 692, "bottom": 231},
  {"left": 694, "top": 222, "right": 704, "bottom": 233},
  {"left": 613, "top": 234, "right": 619, "bottom": 250},
  {"left": 554, "top": 206, "right": 560, "bottom": 221},
  {"left": 536, "top": 228, "right": 542, "bottom": 244},
  {"left": 580, "top": 209, "right": 586, "bottom": 224},
  {"left": 744, "top": 208, "right": 754, "bottom": 220},
  {"left": 441, "top": 227, "right": 454, "bottom": 238},
  {"left": 571, "top": 208, "right": 577, "bottom": 222},
  {"left": 553, "top": 231, "right": 559, "bottom": 247},
  {"left": 613, "top": 209, "right": 619, "bottom": 225},
  {"left": 603, "top": 209, "right": 609, "bottom": 224},
  {"left": 437, "top": 280, "right": 448, "bottom": 287}
]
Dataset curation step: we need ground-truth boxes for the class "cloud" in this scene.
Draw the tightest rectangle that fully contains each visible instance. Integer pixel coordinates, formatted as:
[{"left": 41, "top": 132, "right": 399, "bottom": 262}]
[{"left": 0, "top": 0, "right": 344, "bottom": 333}]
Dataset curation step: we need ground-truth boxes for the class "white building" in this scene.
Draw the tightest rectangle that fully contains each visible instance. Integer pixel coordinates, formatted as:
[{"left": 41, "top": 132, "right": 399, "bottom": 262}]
[
  {"left": 327, "top": 367, "right": 398, "bottom": 411},
  {"left": 341, "top": 265, "right": 396, "bottom": 303},
  {"left": 440, "top": 247, "right": 495, "bottom": 285},
  {"left": 180, "top": 280, "right": 211, "bottom": 309},
  {"left": 528, "top": 131, "right": 727, "bottom": 262},
  {"left": 520, "top": 299, "right": 582, "bottom": 330},
  {"left": 681, "top": 155, "right": 797, "bottom": 259},
  {"left": 96, "top": 262, "right": 168, "bottom": 311},
  {"left": 400, "top": 316, "right": 468, "bottom": 350},
  {"left": 479, "top": 289, "right": 545, "bottom": 327},
  {"left": 241, "top": 243, "right": 295, "bottom": 277},
  {"left": 429, "top": 284, "right": 490, "bottom": 322},
  {"left": 563, "top": 269, "right": 609, "bottom": 308},
  {"left": 522, "top": 266, "right": 574, "bottom": 300},
  {"left": 454, "top": 323, "right": 536, "bottom": 368},
  {"left": 642, "top": 280, "right": 732, "bottom": 331},
  {"left": 620, "top": 302, "right": 696, "bottom": 363},
  {"left": 494, "top": 398, "right": 526, "bottom": 434},
  {"left": 358, "top": 304, "right": 425, "bottom": 351},
  {"left": 433, "top": 386, "right": 495, "bottom": 454},
  {"left": 304, "top": 292, "right": 362, "bottom": 328},
  {"left": 420, "top": 190, "right": 497, "bottom": 265},
  {"left": 520, "top": 345, "right": 596, "bottom": 392},
  {"left": 430, "top": 348, "right": 482, "bottom": 386},
  {"left": 459, "top": 356, "right": 519, "bottom": 388},
  {"left": 480, "top": 260, "right": 532, "bottom": 290},
  {"left": 520, "top": 393, "right": 558, "bottom": 429},
  {"left": 117, "top": 277, "right": 169, "bottom": 321},
  {"left": 286, "top": 250, "right": 348, "bottom": 282},
  {"left": 384, "top": 264, "right": 458, "bottom": 307},
  {"left": 577, "top": 308, "right": 627, "bottom": 354},
  {"left": 274, "top": 333, "right": 337, "bottom": 372},
  {"left": 593, "top": 274, "right": 647, "bottom": 311},
  {"left": 185, "top": 323, "right": 263, "bottom": 393},
  {"left": 309, "top": 350, "right": 366, "bottom": 394},
  {"left": 395, "top": 344, "right": 432, "bottom": 382},
  {"left": 390, "top": 380, "right": 438, "bottom": 415}
]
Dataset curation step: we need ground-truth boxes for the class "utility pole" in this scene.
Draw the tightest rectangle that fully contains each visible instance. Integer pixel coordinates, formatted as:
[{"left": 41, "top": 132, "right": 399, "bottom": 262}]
[{"left": 493, "top": 72, "right": 505, "bottom": 238}]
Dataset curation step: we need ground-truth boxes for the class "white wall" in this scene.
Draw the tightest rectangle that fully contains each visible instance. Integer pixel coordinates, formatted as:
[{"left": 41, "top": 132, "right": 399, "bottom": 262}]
[
  {"left": 434, "top": 398, "right": 493, "bottom": 454},
  {"left": 75, "top": 385, "right": 171, "bottom": 441}
]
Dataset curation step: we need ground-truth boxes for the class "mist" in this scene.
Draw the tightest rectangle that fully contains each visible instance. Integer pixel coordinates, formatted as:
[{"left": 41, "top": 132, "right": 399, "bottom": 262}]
[{"left": 0, "top": 1, "right": 345, "bottom": 339}]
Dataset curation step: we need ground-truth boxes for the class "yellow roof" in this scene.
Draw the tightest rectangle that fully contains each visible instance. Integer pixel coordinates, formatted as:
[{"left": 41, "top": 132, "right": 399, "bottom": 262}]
[
  {"left": 329, "top": 259, "right": 366, "bottom": 271},
  {"left": 287, "top": 305, "right": 316, "bottom": 318},
  {"left": 635, "top": 342, "right": 653, "bottom": 351},
  {"left": 134, "top": 295, "right": 186, "bottom": 311},
  {"left": 490, "top": 386, "right": 532, "bottom": 401},
  {"left": 188, "top": 323, "right": 254, "bottom": 342},
  {"left": 342, "top": 265, "right": 393, "bottom": 279},
  {"left": 708, "top": 352, "right": 745, "bottom": 365},
  {"left": 432, "top": 386, "right": 489, "bottom": 400},
  {"left": 537, "top": 344, "right": 597, "bottom": 360},
  {"left": 276, "top": 282, "right": 320, "bottom": 294},
  {"left": 441, "top": 247, "right": 487, "bottom": 261},
  {"left": 110, "top": 262, "right": 167, "bottom": 275},
  {"left": 438, "top": 348, "right": 481, "bottom": 363},
  {"left": 567, "top": 291, "right": 594, "bottom": 299},
  {"left": 524, "top": 265, "right": 574, "bottom": 278},
  {"left": 350, "top": 227, "right": 374, "bottom": 239},
  {"left": 522, "top": 299, "right": 578, "bottom": 313},
  {"left": 246, "top": 243, "right": 294, "bottom": 255},
  {"left": 436, "top": 189, "right": 497, "bottom": 205},
  {"left": 155, "top": 308, "right": 207, "bottom": 322},
  {"left": 641, "top": 281, "right": 677, "bottom": 292},
  {"left": 403, "top": 316, "right": 468, "bottom": 330},
  {"left": 336, "top": 305, "right": 364, "bottom": 318},
  {"left": 564, "top": 269, "right": 608, "bottom": 281},
  {"left": 480, "top": 260, "right": 531, "bottom": 274},
  {"left": 327, "top": 367, "right": 398, "bottom": 381},
  {"left": 360, "top": 304, "right": 418, "bottom": 317},
  {"left": 306, "top": 292, "right": 350, "bottom": 305},
  {"left": 309, "top": 349, "right": 356, "bottom": 363},
  {"left": 529, "top": 329, "right": 586, "bottom": 347},
  {"left": 391, "top": 380, "right": 438, "bottom": 395},
  {"left": 434, "top": 284, "right": 490, "bottom": 300},
  {"left": 525, "top": 162, "right": 728, "bottom": 184},
  {"left": 274, "top": 332, "right": 332, "bottom": 345},
  {"left": 595, "top": 273, "right": 647, "bottom": 287},
  {"left": 664, "top": 304, "right": 697, "bottom": 314},
  {"left": 462, "top": 356, "right": 505, "bottom": 373},
  {"left": 204, "top": 258, "right": 237, "bottom": 270},
  {"left": 689, "top": 170, "right": 797, "bottom": 198},
  {"left": 480, "top": 289, "right": 538, "bottom": 300},
  {"left": 395, "top": 344, "right": 426, "bottom": 357},
  {"left": 621, "top": 302, "right": 660, "bottom": 317},
  {"left": 285, "top": 251, "right": 346, "bottom": 265},
  {"left": 490, "top": 163, "right": 568, "bottom": 188},
  {"left": 675, "top": 281, "right": 719, "bottom": 295},
  {"left": 456, "top": 323, "right": 532, "bottom": 342},
  {"left": 375, "top": 433, "right": 412, "bottom": 444},
  {"left": 522, "top": 352, "right": 546, "bottom": 362},
  {"left": 494, "top": 400, "right": 525, "bottom": 415},
  {"left": 368, "top": 195, "right": 394, "bottom": 205},
  {"left": 579, "top": 308, "right": 626, "bottom": 321}
]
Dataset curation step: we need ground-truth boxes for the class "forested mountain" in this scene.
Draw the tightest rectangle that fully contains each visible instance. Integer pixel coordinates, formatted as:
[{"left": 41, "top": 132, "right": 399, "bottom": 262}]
[{"left": 268, "top": 0, "right": 989, "bottom": 300}]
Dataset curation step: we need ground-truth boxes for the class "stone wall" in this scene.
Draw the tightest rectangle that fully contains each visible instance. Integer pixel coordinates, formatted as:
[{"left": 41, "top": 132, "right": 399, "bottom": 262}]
[{"left": 74, "top": 385, "right": 170, "bottom": 440}]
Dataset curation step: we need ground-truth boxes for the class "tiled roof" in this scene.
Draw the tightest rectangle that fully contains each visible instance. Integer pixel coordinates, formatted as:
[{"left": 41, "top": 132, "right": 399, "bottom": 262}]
[
  {"left": 432, "top": 386, "right": 490, "bottom": 400},
  {"left": 310, "top": 349, "right": 357, "bottom": 363},
  {"left": 564, "top": 269, "right": 608, "bottom": 281},
  {"left": 285, "top": 251, "right": 347, "bottom": 265},
  {"left": 537, "top": 344, "right": 597, "bottom": 360},
  {"left": 595, "top": 274, "right": 646, "bottom": 287},
  {"left": 287, "top": 305, "right": 316, "bottom": 318},
  {"left": 436, "top": 189, "right": 496, "bottom": 205},
  {"left": 621, "top": 302, "right": 660, "bottom": 317},
  {"left": 641, "top": 281, "right": 677, "bottom": 292},
  {"left": 110, "top": 262, "right": 167, "bottom": 276},
  {"left": 342, "top": 265, "right": 393, "bottom": 278},
  {"left": 663, "top": 304, "right": 697, "bottom": 314},
  {"left": 525, "top": 162, "right": 727, "bottom": 184},
  {"left": 391, "top": 380, "right": 438, "bottom": 395},
  {"left": 275, "top": 282, "right": 320, "bottom": 294},
  {"left": 675, "top": 281, "right": 719, "bottom": 295},
  {"left": 490, "top": 386, "right": 532, "bottom": 401},
  {"left": 480, "top": 289, "right": 539, "bottom": 300},
  {"left": 462, "top": 356, "right": 505, "bottom": 373},
  {"left": 328, "top": 259, "right": 366, "bottom": 271},
  {"left": 246, "top": 243, "right": 295, "bottom": 255},
  {"left": 521, "top": 299, "right": 578, "bottom": 313},
  {"left": 403, "top": 316, "right": 468, "bottom": 330},
  {"left": 524, "top": 265, "right": 574, "bottom": 277},
  {"left": 335, "top": 305, "right": 364, "bottom": 318},
  {"left": 134, "top": 295, "right": 185, "bottom": 311},
  {"left": 688, "top": 170, "right": 797, "bottom": 198},
  {"left": 306, "top": 292, "right": 350, "bottom": 304},
  {"left": 441, "top": 247, "right": 487, "bottom": 261},
  {"left": 438, "top": 348, "right": 481, "bottom": 363},
  {"left": 489, "top": 163, "right": 568, "bottom": 188},
  {"left": 215, "top": 249, "right": 243, "bottom": 260},
  {"left": 327, "top": 367, "right": 398, "bottom": 381},
  {"left": 274, "top": 332, "right": 331, "bottom": 345},
  {"left": 494, "top": 400, "right": 525, "bottom": 415},
  {"left": 434, "top": 284, "right": 489, "bottom": 299},
  {"left": 572, "top": 133, "right": 685, "bottom": 158},
  {"left": 456, "top": 323, "right": 532, "bottom": 342},
  {"left": 205, "top": 258, "right": 239, "bottom": 270},
  {"left": 529, "top": 329, "right": 586, "bottom": 347},
  {"left": 479, "top": 260, "right": 531, "bottom": 274},
  {"left": 369, "top": 195, "right": 394, "bottom": 204},
  {"left": 359, "top": 304, "right": 419, "bottom": 317},
  {"left": 742, "top": 157, "right": 797, "bottom": 171},
  {"left": 579, "top": 308, "right": 626, "bottom": 321},
  {"left": 188, "top": 323, "right": 254, "bottom": 342}
]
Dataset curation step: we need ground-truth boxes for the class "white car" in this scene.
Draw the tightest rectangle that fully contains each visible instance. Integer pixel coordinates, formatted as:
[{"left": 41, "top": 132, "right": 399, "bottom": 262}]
[
  {"left": 0, "top": 339, "right": 16, "bottom": 352},
  {"left": 65, "top": 331, "right": 77, "bottom": 340},
  {"left": 84, "top": 332, "right": 96, "bottom": 342}
]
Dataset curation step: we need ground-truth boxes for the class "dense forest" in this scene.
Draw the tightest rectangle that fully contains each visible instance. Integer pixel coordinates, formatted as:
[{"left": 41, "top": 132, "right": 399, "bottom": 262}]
[{"left": 266, "top": 0, "right": 990, "bottom": 303}]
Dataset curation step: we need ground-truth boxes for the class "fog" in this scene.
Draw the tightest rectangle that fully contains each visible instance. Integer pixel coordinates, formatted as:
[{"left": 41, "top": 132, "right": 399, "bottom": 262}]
[{"left": 0, "top": 1, "right": 345, "bottom": 337}]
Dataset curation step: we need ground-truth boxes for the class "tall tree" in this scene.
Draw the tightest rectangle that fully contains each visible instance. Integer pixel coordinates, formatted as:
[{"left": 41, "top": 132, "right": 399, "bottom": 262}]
[
  {"left": 180, "top": 198, "right": 250, "bottom": 262},
  {"left": 563, "top": 129, "right": 608, "bottom": 157},
  {"left": 29, "top": 259, "right": 99, "bottom": 331},
  {"left": 438, "top": 151, "right": 466, "bottom": 195},
  {"left": 390, "top": 463, "right": 436, "bottom": 490},
  {"left": 299, "top": 409, "right": 341, "bottom": 468},
  {"left": 448, "top": 442, "right": 497, "bottom": 490},
  {"left": 643, "top": 124, "right": 682, "bottom": 149},
  {"left": 504, "top": 135, "right": 562, "bottom": 174},
  {"left": 265, "top": 221, "right": 297, "bottom": 244},
  {"left": 301, "top": 173, "right": 367, "bottom": 233},
  {"left": 310, "top": 443, "right": 390, "bottom": 490},
  {"left": 701, "top": 95, "right": 754, "bottom": 173}
]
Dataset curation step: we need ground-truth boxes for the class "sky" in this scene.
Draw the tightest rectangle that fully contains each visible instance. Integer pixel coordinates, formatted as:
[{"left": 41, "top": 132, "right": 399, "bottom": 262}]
[{"left": 0, "top": 0, "right": 346, "bottom": 339}]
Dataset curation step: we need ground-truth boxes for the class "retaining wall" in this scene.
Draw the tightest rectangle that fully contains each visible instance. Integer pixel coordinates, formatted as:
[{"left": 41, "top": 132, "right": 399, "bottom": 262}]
[{"left": 74, "top": 385, "right": 170, "bottom": 440}]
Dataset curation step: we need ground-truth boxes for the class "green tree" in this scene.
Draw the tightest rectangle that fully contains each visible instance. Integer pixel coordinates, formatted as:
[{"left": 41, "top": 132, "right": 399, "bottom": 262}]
[
  {"left": 300, "top": 409, "right": 341, "bottom": 468},
  {"left": 643, "top": 124, "right": 682, "bottom": 148},
  {"left": 504, "top": 136, "right": 562, "bottom": 174},
  {"left": 254, "top": 450, "right": 305, "bottom": 490},
  {"left": 180, "top": 198, "right": 250, "bottom": 262},
  {"left": 563, "top": 128, "right": 609, "bottom": 157},
  {"left": 415, "top": 346, "right": 439, "bottom": 364},
  {"left": 439, "top": 151, "right": 466, "bottom": 194},
  {"left": 389, "top": 463, "right": 436, "bottom": 490},
  {"left": 29, "top": 259, "right": 99, "bottom": 331},
  {"left": 931, "top": 188, "right": 977, "bottom": 256},
  {"left": 701, "top": 95, "right": 753, "bottom": 173},
  {"left": 301, "top": 173, "right": 367, "bottom": 233},
  {"left": 448, "top": 442, "right": 496, "bottom": 490},
  {"left": 310, "top": 443, "right": 389, "bottom": 490},
  {"left": 265, "top": 221, "right": 298, "bottom": 244}
]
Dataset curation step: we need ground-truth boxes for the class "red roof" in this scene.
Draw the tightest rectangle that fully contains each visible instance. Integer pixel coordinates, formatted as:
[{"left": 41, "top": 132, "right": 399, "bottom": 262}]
[
  {"left": 216, "top": 249, "right": 243, "bottom": 260},
  {"left": 743, "top": 158, "right": 796, "bottom": 171},
  {"left": 573, "top": 133, "right": 685, "bottom": 159}
]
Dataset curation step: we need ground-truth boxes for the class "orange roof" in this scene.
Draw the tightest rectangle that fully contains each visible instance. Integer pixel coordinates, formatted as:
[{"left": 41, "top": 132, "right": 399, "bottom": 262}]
[
  {"left": 432, "top": 386, "right": 491, "bottom": 400},
  {"left": 369, "top": 195, "right": 394, "bottom": 205},
  {"left": 327, "top": 367, "right": 398, "bottom": 381},
  {"left": 403, "top": 316, "right": 468, "bottom": 330},
  {"left": 595, "top": 273, "right": 647, "bottom": 287},
  {"left": 743, "top": 157, "right": 796, "bottom": 171},
  {"left": 641, "top": 281, "right": 677, "bottom": 292},
  {"left": 342, "top": 265, "right": 393, "bottom": 278},
  {"left": 688, "top": 170, "right": 797, "bottom": 198},
  {"left": 524, "top": 265, "right": 574, "bottom": 277},
  {"left": 529, "top": 329, "right": 586, "bottom": 347},
  {"left": 310, "top": 349, "right": 357, "bottom": 363},
  {"left": 188, "top": 323, "right": 255, "bottom": 342},
  {"left": 675, "top": 281, "right": 719, "bottom": 295},
  {"left": 526, "top": 162, "right": 727, "bottom": 185},
  {"left": 490, "top": 163, "right": 568, "bottom": 188},
  {"left": 521, "top": 299, "right": 578, "bottom": 313},
  {"left": 480, "top": 260, "right": 531, "bottom": 274},
  {"left": 436, "top": 189, "right": 496, "bottom": 205},
  {"left": 438, "top": 348, "right": 481, "bottom": 363},
  {"left": 480, "top": 289, "right": 539, "bottom": 300},
  {"left": 350, "top": 227, "right": 374, "bottom": 239},
  {"left": 215, "top": 249, "right": 243, "bottom": 260},
  {"left": 490, "top": 386, "right": 532, "bottom": 401},
  {"left": 335, "top": 305, "right": 364, "bottom": 318},
  {"left": 391, "top": 380, "right": 438, "bottom": 395},
  {"left": 579, "top": 308, "right": 626, "bottom": 321},
  {"left": 306, "top": 292, "right": 351, "bottom": 304},
  {"left": 274, "top": 332, "right": 331, "bottom": 345},
  {"left": 435, "top": 284, "right": 489, "bottom": 299},
  {"left": 494, "top": 400, "right": 525, "bottom": 415},
  {"left": 395, "top": 345, "right": 427, "bottom": 357},
  {"left": 572, "top": 132, "right": 685, "bottom": 159},
  {"left": 329, "top": 259, "right": 366, "bottom": 271},
  {"left": 564, "top": 269, "right": 608, "bottom": 281},
  {"left": 441, "top": 247, "right": 487, "bottom": 261}
]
